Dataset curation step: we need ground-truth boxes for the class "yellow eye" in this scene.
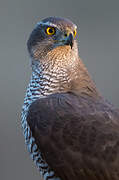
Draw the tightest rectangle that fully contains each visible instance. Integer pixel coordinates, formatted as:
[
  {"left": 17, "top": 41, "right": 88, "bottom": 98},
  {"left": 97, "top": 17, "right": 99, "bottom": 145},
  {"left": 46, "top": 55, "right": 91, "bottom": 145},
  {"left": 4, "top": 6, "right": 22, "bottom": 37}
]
[
  {"left": 73, "top": 29, "right": 77, "bottom": 37},
  {"left": 46, "top": 27, "right": 56, "bottom": 35}
]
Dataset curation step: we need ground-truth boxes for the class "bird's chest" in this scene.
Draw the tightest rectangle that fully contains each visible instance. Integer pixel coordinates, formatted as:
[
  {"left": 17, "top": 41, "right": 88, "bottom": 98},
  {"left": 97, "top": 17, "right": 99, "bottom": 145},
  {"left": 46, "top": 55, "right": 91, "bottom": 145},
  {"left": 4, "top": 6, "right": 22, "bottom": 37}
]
[{"left": 21, "top": 83, "right": 61, "bottom": 180}]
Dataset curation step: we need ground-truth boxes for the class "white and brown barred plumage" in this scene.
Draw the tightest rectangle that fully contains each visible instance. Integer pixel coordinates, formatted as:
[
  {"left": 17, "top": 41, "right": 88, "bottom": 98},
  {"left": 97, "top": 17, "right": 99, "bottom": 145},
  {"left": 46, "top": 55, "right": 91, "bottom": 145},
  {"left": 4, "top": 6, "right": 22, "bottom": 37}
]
[{"left": 21, "top": 17, "right": 119, "bottom": 180}]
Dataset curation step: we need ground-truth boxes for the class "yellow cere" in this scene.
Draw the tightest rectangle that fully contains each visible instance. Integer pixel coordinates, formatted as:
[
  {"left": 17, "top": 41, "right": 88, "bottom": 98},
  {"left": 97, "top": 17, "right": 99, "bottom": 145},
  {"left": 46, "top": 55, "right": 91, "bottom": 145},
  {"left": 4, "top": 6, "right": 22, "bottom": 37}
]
[
  {"left": 65, "top": 29, "right": 77, "bottom": 38},
  {"left": 46, "top": 27, "right": 56, "bottom": 35}
]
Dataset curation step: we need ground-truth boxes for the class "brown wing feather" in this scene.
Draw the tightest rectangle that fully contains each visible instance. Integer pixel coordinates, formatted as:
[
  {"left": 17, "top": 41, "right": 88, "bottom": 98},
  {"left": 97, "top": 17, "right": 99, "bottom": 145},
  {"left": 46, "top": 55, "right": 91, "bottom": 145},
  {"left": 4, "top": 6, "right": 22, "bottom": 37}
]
[{"left": 27, "top": 92, "right": 119, "bottom": 180}]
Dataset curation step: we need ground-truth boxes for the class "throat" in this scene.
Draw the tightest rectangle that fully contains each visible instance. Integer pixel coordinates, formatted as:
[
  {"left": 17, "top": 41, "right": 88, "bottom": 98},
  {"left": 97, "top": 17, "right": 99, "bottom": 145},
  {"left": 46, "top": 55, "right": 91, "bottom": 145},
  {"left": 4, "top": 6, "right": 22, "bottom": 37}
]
[
  {"left": 29, "top": 45, "right": 79, "bottom": 99},
  {"left": 28, "top": 42, "right": 99, "bottom": 102}
]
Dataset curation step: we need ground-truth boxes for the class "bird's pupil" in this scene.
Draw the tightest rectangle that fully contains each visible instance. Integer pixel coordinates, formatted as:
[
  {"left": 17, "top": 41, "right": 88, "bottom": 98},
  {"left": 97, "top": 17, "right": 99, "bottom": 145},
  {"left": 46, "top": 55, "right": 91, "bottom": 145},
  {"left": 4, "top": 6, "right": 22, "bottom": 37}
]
[{"left": 49, "top": 28, "right": 53, "bottom": 33}]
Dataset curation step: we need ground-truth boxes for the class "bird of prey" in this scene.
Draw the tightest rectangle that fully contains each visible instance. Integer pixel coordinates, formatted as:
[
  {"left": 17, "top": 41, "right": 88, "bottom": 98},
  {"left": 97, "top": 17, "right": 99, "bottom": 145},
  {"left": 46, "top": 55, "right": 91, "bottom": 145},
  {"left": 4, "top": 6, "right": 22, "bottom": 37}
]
[{"left": 21, "top": 17, "right": 119, "bottom": 180}]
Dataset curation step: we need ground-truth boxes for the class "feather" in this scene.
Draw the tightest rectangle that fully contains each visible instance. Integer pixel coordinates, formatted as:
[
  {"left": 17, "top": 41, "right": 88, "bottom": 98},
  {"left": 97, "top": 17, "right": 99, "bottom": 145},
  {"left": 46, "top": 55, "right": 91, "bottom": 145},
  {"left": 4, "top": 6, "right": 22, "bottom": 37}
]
[{"left": 27, "top": 92, "right": 119, "bottom": 180}]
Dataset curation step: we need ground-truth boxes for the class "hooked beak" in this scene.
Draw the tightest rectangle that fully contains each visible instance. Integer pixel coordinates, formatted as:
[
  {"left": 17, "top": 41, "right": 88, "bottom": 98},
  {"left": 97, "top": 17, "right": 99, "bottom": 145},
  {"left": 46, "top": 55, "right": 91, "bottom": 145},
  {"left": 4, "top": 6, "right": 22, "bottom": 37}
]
[{"left": 65, "top": 33, "right": 74, "bottom": 49}]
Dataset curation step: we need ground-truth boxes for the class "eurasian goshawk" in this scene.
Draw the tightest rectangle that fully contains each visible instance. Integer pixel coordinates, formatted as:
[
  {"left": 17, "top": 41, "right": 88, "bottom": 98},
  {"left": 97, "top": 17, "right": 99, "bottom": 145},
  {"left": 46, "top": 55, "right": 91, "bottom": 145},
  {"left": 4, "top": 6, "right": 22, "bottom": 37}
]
[{"left": 21, "top": 17, "right": 119, "bottom": 180}]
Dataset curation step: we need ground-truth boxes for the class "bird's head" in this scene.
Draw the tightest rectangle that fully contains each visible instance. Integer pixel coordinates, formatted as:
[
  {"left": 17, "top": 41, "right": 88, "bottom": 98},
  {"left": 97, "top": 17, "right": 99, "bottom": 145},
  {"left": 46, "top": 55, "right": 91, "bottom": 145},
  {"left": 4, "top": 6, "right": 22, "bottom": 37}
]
[
  {"left": 27, "top": 17, "right": 78, "bottom": 62},
  {"left": 26, "top": 17, "right": 97, "bottom": 96}
]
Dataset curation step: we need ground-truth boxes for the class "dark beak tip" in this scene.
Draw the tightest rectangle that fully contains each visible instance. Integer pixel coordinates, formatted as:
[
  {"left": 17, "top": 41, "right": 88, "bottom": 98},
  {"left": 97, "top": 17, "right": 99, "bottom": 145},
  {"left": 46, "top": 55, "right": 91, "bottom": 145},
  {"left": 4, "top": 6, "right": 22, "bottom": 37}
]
[
  {"left": 65, "top": 33, "right": 74, "bottom": 49},
  {"left": 70, "top": 42, "right": 73, "bottom": 49},
  {"left": 69, "top": 33, "right": 74, "bottom": 49}
]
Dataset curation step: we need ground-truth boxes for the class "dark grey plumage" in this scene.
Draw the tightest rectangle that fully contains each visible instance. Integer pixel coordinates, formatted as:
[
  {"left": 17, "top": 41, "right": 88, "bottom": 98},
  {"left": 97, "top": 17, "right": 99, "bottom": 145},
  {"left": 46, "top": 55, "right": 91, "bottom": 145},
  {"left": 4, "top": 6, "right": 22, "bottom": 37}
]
[
  {"left": 27, "top": 93, "right": 119, "bottom": 180},
  {"left": 21, "top": 17, "right": 119, "bottom": 180}
]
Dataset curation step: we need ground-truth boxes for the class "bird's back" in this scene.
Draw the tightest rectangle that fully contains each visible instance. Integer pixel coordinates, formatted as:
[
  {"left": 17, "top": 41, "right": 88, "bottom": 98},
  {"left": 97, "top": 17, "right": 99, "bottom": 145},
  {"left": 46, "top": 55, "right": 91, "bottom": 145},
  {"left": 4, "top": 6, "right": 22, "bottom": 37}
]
[{"left": 27, "top": 92, "right": 119, "bottom": 180}]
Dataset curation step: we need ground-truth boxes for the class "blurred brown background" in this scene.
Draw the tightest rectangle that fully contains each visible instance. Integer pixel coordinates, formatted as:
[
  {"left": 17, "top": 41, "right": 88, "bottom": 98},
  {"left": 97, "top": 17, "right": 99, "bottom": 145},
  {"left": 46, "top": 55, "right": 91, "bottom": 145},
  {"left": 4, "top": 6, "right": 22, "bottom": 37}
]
[{"left": 0, "top": 0, "right": 119, "bottom": 179}]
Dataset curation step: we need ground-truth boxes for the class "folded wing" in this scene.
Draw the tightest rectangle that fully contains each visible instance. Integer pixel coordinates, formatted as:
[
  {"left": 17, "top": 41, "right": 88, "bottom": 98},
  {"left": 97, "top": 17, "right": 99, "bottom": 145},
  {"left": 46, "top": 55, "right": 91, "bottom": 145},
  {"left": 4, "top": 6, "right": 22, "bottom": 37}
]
[{"left": 27, "top": 92, "right": 119, "bottom": 180}]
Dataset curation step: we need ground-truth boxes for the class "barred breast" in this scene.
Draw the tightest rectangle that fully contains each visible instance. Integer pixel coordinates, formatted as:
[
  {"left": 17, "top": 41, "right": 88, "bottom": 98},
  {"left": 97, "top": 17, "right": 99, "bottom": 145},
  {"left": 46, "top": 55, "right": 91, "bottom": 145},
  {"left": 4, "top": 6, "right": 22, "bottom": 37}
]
[{"left": 21, "top": 68, "right": 68, "bottom": 180}]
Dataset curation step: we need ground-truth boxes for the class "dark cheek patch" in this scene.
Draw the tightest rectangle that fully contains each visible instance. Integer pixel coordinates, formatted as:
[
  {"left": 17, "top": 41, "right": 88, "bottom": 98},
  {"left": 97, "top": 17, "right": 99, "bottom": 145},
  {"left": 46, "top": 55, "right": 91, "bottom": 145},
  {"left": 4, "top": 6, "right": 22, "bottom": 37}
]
[{"left": 27, "top": 26, "right": 45, "bottom": 53}]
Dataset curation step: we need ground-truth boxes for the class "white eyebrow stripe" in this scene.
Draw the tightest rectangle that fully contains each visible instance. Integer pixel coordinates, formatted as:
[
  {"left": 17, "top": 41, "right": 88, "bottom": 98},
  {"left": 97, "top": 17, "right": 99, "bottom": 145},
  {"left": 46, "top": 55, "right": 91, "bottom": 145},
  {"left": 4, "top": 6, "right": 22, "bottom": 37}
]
[
  {"left": 74, "top": 25, "right": 77, "bottom": 29},
  {"left": 36, "top": 21, "right": 77, "bottom": 29},
  {"left": 36, "top": 21, "right": 58, "bottom": 27}
]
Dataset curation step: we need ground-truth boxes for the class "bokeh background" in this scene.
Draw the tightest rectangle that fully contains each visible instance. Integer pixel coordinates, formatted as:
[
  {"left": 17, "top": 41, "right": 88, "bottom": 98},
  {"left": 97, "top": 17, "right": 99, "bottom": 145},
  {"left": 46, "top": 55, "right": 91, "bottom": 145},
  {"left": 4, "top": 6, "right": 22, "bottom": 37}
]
[{"left": 0, "top": 0, "right": 119, "bottom": 179}]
